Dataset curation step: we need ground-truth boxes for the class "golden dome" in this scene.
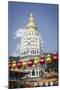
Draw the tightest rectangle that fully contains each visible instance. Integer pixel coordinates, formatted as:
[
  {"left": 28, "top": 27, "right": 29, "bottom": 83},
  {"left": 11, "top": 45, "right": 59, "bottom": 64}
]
[
  {"left": 34, "top": 57, "right": 38, "bottom": 60},
  {"left": 26, "top": 12, "right": 37, "bottom": 30}
]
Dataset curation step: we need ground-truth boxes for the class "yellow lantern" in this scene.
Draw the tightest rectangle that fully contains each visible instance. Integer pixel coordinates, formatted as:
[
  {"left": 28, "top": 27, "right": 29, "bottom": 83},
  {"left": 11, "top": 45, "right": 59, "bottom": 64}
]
[
  {"left": 34, "top": 60, "right": 39, "bottom": 66},
  {"left": 12, "top": 63, "right": 16, "bottom": 68},
  {"left": 12, "top": 60, "right": 16, "bottom": 64},
  {"left": 46, "top": 57, "right": 52, "bottom": 64},
  {"left": 46, "top": 54, "right": 51, "bottom": 58},
  {"left": 34, "top": 57, "right": 38, "bottom": 60},
  {"left": 22, "top": 61, "right": 27, "bottom": 68}
]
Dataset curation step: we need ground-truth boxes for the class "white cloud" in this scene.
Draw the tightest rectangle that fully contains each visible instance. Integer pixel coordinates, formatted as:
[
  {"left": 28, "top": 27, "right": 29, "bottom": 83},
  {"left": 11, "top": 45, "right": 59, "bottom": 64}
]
[
  {"left": 12, "top": 52, "right": 19, "bottom": 57},
  {"left": 14, "top": 28, "right": 25, "bottom": 39},
  {"left": 12, "top": 28, "right": 26, "bottom": 56},
  {"left": 12, "top": 44, "right": 20, "bottom": 56}
]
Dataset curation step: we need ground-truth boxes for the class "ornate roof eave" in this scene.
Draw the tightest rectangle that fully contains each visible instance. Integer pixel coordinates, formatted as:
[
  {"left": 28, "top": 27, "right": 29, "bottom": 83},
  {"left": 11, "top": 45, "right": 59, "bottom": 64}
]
[{"left": 26, "top": 26, "right": 37, "bottom": 30}]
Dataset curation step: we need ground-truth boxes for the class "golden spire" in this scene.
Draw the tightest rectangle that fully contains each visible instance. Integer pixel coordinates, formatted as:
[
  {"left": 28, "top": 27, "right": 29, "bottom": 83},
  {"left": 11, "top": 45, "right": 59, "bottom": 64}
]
[{"left": 26, "top": 12, "right": 37, "bottom": 30}]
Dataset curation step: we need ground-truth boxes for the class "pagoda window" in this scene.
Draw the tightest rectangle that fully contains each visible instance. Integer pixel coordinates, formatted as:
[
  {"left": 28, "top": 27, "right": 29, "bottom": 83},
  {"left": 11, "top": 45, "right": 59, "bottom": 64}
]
[
  {"left": 28, "top": 42, "right": 30, "bottom": 45},
  {"left": 30, "top": 50, "right": 33, "bottom": 54},
  {"left": 28, "top": 32, "right": 31, "bottom": 36},
  {"left": 36, "top": 71, "right": 38, "bottom": 76},
  {"left": 37, "top": 49, "right": 40, "bottom": 54},
  {"left": 24, "top": 51, "right": 25, "bottom": 55},
  {"left": 34, "top": 50, "right": 36, "bottom": 54},
  {"left": 39, "top": 71, "right": 41, "bottom": 76},
  {"left": 32, "top": 69, "right": 35, "bottom": 76},
  {"left": 32, "top": 32, "right": 34, "bottom": 35},
  {"left": 33, "top": 50, "right": 34, "bottom": 54},
  {"left": 41, "top": 71, "right": 43, "bottom": 77},
  {"left": 37, "top": 33, "right": 39, "bottom": 36}
]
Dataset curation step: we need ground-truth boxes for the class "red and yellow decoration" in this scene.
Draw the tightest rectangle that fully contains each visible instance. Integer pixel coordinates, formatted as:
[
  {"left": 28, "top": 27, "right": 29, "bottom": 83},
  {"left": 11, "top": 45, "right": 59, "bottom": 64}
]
[
  {"left": 22, "top": 61, "right": 27, "bottom": 68},
  {"left": 17, "top": 61, "right": 22, "bottom": 68},
  {"left": 46, "top": 54, "right": 52, "bottom": 64},
  {"left": 8, "top": 52, "right": 58, "bottom": 70},
  {"left": 34, "top": 57, "right": 39, "bottom": 66},
  {"left": 40, "top": 55, "right": 45, "bottom": 65},
  {"left": 53, "top": 53, "right": 58, "bottom": 62},
  {"left": 28, "top": 60, "right": 33, "bottom": 67}
]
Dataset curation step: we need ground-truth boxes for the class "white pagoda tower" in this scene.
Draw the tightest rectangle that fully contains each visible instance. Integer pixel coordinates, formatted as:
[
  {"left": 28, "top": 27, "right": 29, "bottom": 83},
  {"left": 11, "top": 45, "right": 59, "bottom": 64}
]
[
  {"left": 20, "top": 13, "right": 43, "bottom": 61},
  {"left": 20, "top": 13, "right": 45, "bottom": 78}
]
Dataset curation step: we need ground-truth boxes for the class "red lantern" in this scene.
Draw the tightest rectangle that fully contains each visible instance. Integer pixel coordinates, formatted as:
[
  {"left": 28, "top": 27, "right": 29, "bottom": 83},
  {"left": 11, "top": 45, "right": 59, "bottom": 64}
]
[
  {"left": 17, "top": 62, "right": 22, "bottom": 68},
  {"left": 53, "top": 53, "right": 58, "bottom": 62},
  {"left": 40, "top": 58, "right": 45, "bottom": 65},
  {"left": 29, "top": 59, "right": 33, "bottom": 61},
  {"left": 18, "top": 60, "right": 22, "bottom": 63},
  {"left": 28, "top": 60, "right": 33, "bottom": 67}
]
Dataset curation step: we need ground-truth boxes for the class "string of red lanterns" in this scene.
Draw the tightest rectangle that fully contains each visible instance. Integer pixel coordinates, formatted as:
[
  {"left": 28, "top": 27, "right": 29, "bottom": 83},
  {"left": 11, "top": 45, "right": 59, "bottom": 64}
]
[{"left": 8, "top": 53, "right": 58, "bottom": 69}]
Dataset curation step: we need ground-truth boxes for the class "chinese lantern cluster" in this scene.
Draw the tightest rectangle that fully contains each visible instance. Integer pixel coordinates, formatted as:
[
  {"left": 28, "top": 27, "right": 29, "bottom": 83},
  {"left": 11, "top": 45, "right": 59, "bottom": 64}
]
[{"left": 8, "top": 53, "right": 58, "bottom": 71}]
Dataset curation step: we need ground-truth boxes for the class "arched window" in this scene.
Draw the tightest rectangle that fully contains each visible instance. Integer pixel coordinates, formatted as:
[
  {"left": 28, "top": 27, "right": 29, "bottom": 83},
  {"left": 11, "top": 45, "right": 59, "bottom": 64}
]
[
  {"left": 36, "top": 71, "right": 38, "bottom": 76},
  {"left": 41, "top": 70, "right": 43, "bottom": 77},
  {"left": 32, "top": 69, "right": 35, "bottom": 76}
]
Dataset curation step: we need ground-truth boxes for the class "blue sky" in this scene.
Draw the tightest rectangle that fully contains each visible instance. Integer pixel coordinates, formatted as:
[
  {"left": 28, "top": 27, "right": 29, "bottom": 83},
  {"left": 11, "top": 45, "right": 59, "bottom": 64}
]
[{"left": 8, "top": 1, "right": 58, "bottom": 56}]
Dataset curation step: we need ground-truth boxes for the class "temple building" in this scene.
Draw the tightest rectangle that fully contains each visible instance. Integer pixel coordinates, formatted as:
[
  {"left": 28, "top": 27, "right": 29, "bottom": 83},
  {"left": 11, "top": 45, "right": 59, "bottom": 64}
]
[
  {"left": 9, "top": 13, "right": 58, "bottom": 88},
  {"left": 20, "top": 13, "right": 45, "bottom": 78},
  {"left": 20, "top": 13, "right": 43, "bottom": 60}
]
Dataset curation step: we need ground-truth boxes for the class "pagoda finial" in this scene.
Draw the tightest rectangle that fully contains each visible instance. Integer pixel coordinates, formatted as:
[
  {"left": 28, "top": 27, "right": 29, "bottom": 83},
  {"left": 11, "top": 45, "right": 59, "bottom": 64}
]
[
  {"left": 30, "top": 12, "right": 33, "bottom": 17},
  {"left": 26, "top": 12, "right": 37, "bottom": 30}
]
